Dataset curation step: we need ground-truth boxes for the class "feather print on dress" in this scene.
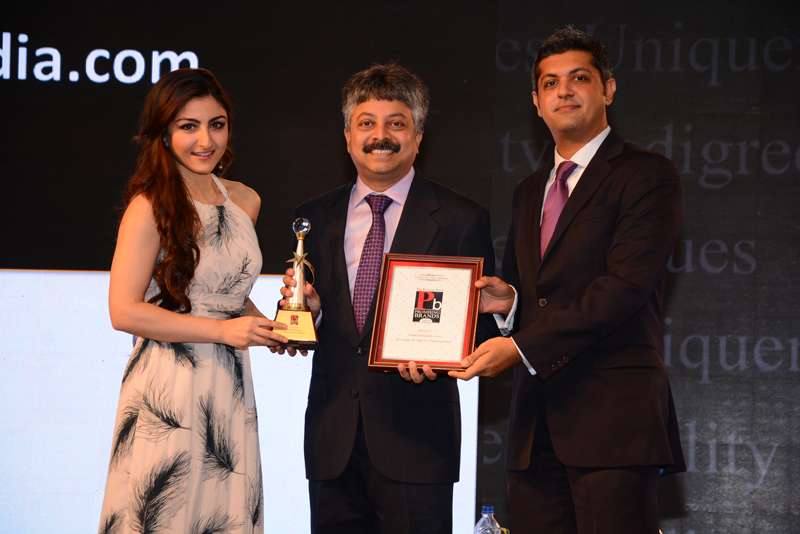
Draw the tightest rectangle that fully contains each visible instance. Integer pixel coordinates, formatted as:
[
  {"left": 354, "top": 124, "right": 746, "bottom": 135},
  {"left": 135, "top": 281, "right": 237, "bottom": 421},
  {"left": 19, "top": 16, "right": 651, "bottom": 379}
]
[
  {"left": 123, "top": 340, "right": 196, "bottom": 385},
  {"left": 190, "top": 508, "right": 242, "bottom": 534},
  {"left": 139, "top": 381, "right": 190, "bottom": 442},
  {"left": 218, "top": 255, "right": 252, "bottom": 295},
  {"left": 214, "top": 343, "right": 245, "bottom": 402},
  {"left": 248, "top": 470, "right": 264, "bottom": 531},
  {"left": 122, "top": 338, "right": 154, "bottom": 384},
  {"left": 131, "top": 451, "right": 191, "bottom": 533},
  {"left": 110, "top": 404, "right": 139, "bottom": 465},
  {"left": 199, "top": 393, "right": 240, "bottom": 480},
  {"left": 168, "top": 341, "right": 196, "bottom": 368},
  {"left": 98, "top": 510, "right": 122, "bottom": 534},
  {"left": 208, "top": 205, "right": 237, "bottom": 250}
]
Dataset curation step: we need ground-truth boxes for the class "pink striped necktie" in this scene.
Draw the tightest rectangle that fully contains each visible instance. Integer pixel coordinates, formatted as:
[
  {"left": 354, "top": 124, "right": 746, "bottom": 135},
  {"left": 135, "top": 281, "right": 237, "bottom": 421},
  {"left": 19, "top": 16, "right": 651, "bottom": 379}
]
[
  {"left": 352, "top": 194, "right": 392, "bottom": 334},
  {"left": 540, "top": 160, "right": 578, "bottom": 259}
]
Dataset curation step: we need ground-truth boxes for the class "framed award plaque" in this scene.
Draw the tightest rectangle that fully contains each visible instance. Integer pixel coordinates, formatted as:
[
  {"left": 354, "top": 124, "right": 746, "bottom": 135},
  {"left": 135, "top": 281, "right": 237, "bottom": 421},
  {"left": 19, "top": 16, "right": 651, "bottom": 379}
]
[{"left": 367, "top": 253, "right": 483, "bottom": 371}]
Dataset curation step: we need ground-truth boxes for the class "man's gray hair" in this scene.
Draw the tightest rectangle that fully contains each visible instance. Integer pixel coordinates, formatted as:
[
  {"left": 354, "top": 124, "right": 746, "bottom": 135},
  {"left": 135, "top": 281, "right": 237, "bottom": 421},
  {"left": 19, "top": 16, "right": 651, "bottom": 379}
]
[{"left": 341, "top": 63, "right": 430, "bottom": 133}]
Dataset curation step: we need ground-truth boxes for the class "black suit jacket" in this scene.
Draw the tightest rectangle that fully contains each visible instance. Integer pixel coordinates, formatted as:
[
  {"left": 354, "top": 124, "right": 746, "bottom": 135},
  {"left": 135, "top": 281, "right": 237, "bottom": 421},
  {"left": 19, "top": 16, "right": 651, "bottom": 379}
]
[
  {"left": 504, "top": 131, "right": 686, "bottom": 472},
  {"left": 296, "top": 175, "right": 496, "bottom": 484}
]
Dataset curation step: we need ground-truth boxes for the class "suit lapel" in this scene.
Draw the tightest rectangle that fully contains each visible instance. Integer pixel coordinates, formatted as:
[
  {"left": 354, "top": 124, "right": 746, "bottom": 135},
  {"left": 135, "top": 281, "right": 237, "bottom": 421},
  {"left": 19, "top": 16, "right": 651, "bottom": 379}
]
[
  {"left": 517, "top": 157, "right": 551, "bottom": 280},
  {"left": 323, "top": 186, "right": 361, "bottom": 346},
  {"left": 541, "top": 132, "right": 624, "bottom": 262},
  {"left": 358, "top": 176, "right": 440, "bottom": 342},
  {"left": 389, "top": 176, "right": 440, "bottom": 255}
]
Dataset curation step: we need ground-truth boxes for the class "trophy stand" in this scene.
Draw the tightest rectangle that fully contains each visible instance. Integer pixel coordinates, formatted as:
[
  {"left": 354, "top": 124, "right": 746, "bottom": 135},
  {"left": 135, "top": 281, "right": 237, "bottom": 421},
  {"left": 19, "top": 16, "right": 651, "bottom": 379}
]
[{"left": 275, "top": 218, "right": 318, "bottom": 350}]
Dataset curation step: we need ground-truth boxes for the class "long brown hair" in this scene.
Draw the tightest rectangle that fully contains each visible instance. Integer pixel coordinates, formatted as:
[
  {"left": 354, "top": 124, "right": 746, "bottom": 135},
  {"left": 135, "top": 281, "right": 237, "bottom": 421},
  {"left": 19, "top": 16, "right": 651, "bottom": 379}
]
[{"left": 124, "top": 68, "right": 234, "bottom": 312}]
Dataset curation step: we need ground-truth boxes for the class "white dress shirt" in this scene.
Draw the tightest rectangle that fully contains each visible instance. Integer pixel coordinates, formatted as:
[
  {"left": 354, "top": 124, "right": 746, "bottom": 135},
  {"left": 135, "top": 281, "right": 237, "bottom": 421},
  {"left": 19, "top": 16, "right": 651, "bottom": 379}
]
[{"left": 496, "top": 127, "right": 611, "bottom": 375}]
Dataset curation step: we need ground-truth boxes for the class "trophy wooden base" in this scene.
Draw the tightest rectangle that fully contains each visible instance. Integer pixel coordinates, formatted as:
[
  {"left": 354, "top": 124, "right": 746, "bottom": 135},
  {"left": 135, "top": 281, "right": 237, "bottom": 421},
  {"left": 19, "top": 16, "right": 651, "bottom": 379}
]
[{"left": 274, "top": 308, "right": 318, "bottom": 350}]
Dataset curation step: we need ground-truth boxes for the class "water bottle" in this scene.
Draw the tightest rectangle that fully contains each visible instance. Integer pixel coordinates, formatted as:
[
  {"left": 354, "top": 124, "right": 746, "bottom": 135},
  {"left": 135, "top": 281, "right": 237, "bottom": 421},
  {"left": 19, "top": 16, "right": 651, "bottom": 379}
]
[{"left": 474, "top": 504, "right": 502, "bottom": 534}]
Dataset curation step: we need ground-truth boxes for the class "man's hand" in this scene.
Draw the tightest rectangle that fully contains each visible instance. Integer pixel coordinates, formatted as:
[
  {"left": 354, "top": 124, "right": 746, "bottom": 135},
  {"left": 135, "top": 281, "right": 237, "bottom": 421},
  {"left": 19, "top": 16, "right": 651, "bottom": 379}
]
[
  {"left": 448, "top": 337, "right": 521, "bottom": 380},
  {"left": 280, "top": 267, "right": 321, "bottom": 319},
  {"left": 271, "top": 267, "right": 320, "bottom": 356},
  {"left": 268, "top": 344, "right": 309, "bottom": 357},
  {"left": 397, "top": 361, "right": 438, "bottom": 384},
  {"left": 476, "top": 276, "right": 515, "bottom": 316}
]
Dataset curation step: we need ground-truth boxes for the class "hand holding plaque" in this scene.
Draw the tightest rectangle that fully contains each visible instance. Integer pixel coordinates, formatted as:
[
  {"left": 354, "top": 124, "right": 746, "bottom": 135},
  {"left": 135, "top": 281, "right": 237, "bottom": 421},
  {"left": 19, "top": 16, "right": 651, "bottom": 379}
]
[{"left": 275, "top": 218, "right": 318, "bottom": 350}]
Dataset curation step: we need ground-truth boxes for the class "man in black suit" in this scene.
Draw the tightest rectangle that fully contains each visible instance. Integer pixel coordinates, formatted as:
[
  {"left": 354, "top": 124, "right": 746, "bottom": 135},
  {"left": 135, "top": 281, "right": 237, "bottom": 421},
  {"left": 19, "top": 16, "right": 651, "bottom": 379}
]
[
  {"left": 451, "top": 27, "right": 685, "bottom": 533},
  {"left": 281, "top": 63, "right": 495, "bottom": 534}
]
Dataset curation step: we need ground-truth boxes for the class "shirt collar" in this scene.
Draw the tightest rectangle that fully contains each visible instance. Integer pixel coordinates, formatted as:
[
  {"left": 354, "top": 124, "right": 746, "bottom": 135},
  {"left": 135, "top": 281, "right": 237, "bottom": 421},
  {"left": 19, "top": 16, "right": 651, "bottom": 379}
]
[
  {"left": 350, "top": 167, "right": 415, "bottom": 209},
  {"left": 553, "top": 126, "right": 611, "bottom": 171}
]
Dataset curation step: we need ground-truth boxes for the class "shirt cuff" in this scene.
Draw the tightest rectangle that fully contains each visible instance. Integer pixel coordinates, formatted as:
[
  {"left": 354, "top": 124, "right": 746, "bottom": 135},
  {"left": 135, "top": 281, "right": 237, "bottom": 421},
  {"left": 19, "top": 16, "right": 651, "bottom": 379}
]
[
  {"left": 511, "top": 335, "right": 537, "bottom": 376},
  {"left": 493, "top": 285, "right": 519, "bottom": 335},
  {"left": 314, "top": 309, "right": 323, "bottom": 329}
]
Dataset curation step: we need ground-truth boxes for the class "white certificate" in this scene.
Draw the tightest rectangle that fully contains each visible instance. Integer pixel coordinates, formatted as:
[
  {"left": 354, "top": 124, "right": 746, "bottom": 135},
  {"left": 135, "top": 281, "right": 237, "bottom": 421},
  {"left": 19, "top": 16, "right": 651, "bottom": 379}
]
[{"left": 368, "top": 254, "right": 482, "bottom": 371}]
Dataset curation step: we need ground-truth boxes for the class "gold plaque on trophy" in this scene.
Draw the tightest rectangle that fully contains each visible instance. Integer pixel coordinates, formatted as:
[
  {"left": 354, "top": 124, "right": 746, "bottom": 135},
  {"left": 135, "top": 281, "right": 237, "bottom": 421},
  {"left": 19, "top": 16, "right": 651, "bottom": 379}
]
[{"left": 275, "top": 218, "right": 318, "bottom": 349}]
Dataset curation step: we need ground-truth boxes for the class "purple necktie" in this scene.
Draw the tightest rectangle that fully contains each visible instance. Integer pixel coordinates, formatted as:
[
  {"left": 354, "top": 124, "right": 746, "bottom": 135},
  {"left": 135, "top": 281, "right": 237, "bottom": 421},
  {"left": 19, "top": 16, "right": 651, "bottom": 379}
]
[
  {"left": 540, "top": 160, "right": 578, "bottom": 258},
  {"left": 353, "top": 194, "right": 392, "bottom": 334}
]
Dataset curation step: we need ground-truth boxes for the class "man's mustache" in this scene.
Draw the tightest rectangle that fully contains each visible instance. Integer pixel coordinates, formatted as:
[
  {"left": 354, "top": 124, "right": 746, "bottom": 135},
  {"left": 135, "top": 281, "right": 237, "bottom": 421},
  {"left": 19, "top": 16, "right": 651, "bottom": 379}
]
[{"left": 363, "top": 139, "right": 401, "bottom": 154}]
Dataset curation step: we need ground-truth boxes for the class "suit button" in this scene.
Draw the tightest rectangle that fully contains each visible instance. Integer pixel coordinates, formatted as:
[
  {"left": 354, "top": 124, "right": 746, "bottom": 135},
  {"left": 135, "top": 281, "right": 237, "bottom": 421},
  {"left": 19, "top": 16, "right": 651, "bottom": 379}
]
[
  {"left": 356, "top": 347, "right": 362, "bottom": 355},
  {"left": 351, "top": 389, "right": 359, "bottom": 399},
  {"left": 538, "top": 297, "right": 548, "bottom": 308}
]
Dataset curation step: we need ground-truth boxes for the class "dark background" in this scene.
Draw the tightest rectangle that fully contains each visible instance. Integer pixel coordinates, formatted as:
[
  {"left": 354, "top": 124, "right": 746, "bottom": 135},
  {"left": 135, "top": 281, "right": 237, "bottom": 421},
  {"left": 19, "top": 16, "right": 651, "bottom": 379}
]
[
  {"left": 3, "top": 1, "right": 495, "bottom": 271},
  {"left": 3, "top": 2, "right": 799, "bottom": 532}
]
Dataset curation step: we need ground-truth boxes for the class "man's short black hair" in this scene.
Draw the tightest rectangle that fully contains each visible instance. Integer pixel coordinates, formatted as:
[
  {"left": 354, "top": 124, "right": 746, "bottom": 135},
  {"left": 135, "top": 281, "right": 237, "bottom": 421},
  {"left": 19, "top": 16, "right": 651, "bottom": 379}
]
[{"left": 532, "top": 26, "right": 613, "bottom": 89}]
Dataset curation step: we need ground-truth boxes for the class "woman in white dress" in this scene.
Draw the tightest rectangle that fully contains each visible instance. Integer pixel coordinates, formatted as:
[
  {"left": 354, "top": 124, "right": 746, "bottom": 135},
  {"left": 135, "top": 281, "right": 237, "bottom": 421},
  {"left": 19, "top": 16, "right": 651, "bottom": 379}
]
[{"left": 98, "top": 68, "right": 287, "bottom": 534}]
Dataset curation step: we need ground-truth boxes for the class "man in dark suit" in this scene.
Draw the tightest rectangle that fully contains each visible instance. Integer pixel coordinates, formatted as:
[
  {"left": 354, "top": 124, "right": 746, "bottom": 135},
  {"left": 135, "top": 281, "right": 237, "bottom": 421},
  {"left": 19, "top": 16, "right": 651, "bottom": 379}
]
[
  {"left": 450, "top": 27, "right": 686, "bottom": 533},
  {"left": 280, "top": 63, "right": 495, "bottom": 534}
]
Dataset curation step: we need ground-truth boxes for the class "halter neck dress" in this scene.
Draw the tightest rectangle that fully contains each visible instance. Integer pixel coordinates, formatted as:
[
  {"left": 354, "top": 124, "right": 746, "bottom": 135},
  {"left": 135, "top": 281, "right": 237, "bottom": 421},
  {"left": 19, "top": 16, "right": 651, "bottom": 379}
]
[{"left": 98, "top": 175, "right": 264, "bottom": 534}]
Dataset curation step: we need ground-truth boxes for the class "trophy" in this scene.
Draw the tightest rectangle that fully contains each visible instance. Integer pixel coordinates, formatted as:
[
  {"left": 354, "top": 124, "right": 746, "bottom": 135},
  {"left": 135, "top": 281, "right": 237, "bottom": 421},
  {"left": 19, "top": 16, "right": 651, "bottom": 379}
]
[{"left": 275, "top": 218, "right": 318, "bottom": 349}]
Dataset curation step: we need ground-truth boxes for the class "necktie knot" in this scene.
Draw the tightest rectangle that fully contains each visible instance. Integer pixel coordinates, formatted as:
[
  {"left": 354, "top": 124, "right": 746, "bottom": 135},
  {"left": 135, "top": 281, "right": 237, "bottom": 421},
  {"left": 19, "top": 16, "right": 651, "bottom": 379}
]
[
  {"left": 555, "top": 160, "right": 578, "bottom": 184},
  {"left": 540, "top": 160, "right": 577, "bottom": 260},
  {"left": 366, "top": 194, "right": 392, "bottom": 215}
]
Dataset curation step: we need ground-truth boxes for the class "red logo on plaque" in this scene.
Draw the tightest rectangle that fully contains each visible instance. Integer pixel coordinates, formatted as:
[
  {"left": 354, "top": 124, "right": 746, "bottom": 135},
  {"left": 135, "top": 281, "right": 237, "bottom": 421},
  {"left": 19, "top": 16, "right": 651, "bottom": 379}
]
[{"left": 413, "top": 290, "right": 443, "bottom": 323}]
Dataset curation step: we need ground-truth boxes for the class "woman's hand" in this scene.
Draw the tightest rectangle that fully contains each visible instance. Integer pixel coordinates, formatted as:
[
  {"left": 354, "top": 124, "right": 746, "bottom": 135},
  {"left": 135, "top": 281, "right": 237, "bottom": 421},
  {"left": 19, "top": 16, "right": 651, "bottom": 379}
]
[{"left": 219, "top": 316, "right": 288, "bottom": 349}]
